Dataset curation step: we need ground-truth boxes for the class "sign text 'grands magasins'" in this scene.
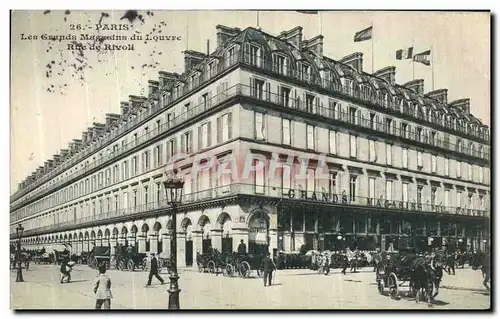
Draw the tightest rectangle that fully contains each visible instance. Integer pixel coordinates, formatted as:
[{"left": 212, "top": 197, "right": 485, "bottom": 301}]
[{"left": 287, "top": 189, "right": 447, "bottom": 213}]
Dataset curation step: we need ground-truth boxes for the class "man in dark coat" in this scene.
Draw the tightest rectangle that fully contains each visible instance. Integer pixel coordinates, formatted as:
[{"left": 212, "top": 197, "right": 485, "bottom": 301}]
[
  {"left": 237, "top": 240, "right": 247, "bottom": 255},
  {"left": 145, "top": 253, "right": 165, "bottom": 287},
  {"left": 262, "top": 252, "right": 276, "bottom": 287}
]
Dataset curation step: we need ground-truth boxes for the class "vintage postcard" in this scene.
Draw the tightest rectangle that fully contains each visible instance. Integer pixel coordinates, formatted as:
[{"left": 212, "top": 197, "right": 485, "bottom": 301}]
[{"left": 9, "top": 10, "right": 491, "bottom": 310}]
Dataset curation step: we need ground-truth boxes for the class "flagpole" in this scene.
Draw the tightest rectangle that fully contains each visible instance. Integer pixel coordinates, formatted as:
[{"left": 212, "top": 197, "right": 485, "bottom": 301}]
[
  {"left": 371, "top": 21, "right": 374, "bottom": 73},
  {"left": 257, "top": 11, "right": 260, "bottom": 30},
  {"left": 319, "top": 11, "right": 322, "bottom": 35},
  {"left": 431, "top": 45, "right": 435, "bottom": 91},
  {"left": 412, "top": 39, "right": 415, "bottom": 80}
]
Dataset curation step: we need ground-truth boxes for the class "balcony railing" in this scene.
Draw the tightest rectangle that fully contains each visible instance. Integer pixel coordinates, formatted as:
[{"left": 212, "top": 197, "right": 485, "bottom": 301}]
[
  {"left": 11, "top": 50, "right": 243, "bottom": 203},
  {"left": 240, "top": 51, "right": 490, "bottom": 142},
  {"left": 15, "top": 183, "right": 490, "bottom": 237},
  {"left": 12, "top": 82, "right": 491, "bottom": 218},
  {"left": 13, "top": 48, "right": 491, "bottom": 208}
]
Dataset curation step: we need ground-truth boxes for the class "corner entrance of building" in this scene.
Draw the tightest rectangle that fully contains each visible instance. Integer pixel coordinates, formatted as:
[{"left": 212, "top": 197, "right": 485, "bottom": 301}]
[{"left": 248, "top": 210, "right": 269, "bottom": 255}]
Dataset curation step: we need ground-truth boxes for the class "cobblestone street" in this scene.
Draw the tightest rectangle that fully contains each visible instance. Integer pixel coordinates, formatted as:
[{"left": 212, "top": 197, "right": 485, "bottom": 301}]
[{"left": 10, "top": 264, "right": 490, "bottom": 310}]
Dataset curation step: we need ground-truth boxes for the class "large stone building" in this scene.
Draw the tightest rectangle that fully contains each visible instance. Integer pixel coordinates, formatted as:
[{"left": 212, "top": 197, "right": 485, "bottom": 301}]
[{"left": 10, "top": 25, "right": 491, "bottom": 266}]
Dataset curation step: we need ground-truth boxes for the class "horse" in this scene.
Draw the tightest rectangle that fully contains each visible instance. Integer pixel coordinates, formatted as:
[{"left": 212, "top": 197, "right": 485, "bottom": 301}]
[{"left": 470, "top": 252, "right": 490, "bottom": 292}]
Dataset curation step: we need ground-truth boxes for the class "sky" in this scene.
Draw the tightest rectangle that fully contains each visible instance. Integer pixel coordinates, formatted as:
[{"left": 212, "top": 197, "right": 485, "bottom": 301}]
[{"left": 10, "top": 10, "right": 490, "bottom": 194}]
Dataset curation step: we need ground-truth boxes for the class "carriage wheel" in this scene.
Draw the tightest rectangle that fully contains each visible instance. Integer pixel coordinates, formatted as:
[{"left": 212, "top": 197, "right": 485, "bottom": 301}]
[
  {"left": 208, "top": 260, "right": 216, "bottom": 274},
  {"left": 117, "top": 260, "right": 125, "bottom": 271},
  {"left": 388, "top": 273, "right": 399, "bottom": 300},
  {"left": 239, "top": 261, "right": 251, "bottom": 278},
  {"left": 224, "top": 264, "right": 234, "bottom": 277},
  {"left": 377, "top": 280, "right": 384, "bottom": 294}
]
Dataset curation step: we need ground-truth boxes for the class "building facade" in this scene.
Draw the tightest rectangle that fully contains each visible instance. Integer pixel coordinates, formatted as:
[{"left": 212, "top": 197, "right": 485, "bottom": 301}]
[{"left": 11, "top": 25, "right": 491, "bottom": 266}]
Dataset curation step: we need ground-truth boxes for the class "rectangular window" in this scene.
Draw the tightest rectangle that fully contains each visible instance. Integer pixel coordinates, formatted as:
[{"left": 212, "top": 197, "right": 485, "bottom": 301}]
[
  {"left": 182, "top": 131, "right": 193, "bottom": 154},
  {"left": 479, "top": 166, "right": 484, "bottom": 183},
  {"left": 143, "top": 151, "right": 150, "bottom": 172},
  {"left": 369, "top": 140, "right": 377, "bottom": 162},
  {"left": 402, "top": 183, "right": 409, "bottom": 203},
  {"left": 251, "top": 78, "right": 265, "bottom": 99},
  {"left": 480, "top": 196, "right": 485, "bottom": 211},
  {"left": 431, "top": 155, "right": 437, "bottom": 173},
  {"left": 402, "top": 148, "right": 408, "bottom": 168},
  {"left": 279, "top": 86, "right": 291, "bottom": 106},
  {"left": 201, "top": 123, "right": 210, "bottom": 148},
  {"left": 273, "top": 54, "right": 287, "bottom": 75},
  {"left": 329, "top": 130, "right": 337, "bottom": 154},
  {"left": 457, "top": 161, "right": 462, "bottom": 178},
  {"left": 249, "top": 44, "right": 260, "bottom": 66},
  {"left": 468, "top": 164, "right": 472, "bottom": 181},
  {"left": 167, "top": 139, "right": 176, "bottom": 162},
  {"left": 254, "top": 112, "right": 266, "bottom": 140},
  {"left": 431, "top": 187, "right": 436, "bottom": 208},
  {"left": 401, "top": 123, "right": 408, "bottom": 138},
  {"left": 156, "top": 184, "right": 161, "bottom": 203},
  {"left": 417, "top": 151, "right": 423, "bottom": 168},
  {"left": 349, "top": 175, "right": 357, "bottom": 202},
  {"left": 457, "top": 191, "right": 462, "bottom": 207},
  {"left": 217, "top": 113, "right": 232, "bottom": 143},
  {"left": 282, "top": 164, "right": 292, "bottom": 191},
  {"left": 254, "top": 159, "right": 265, "bottom": 194},
  {"left": 306, "top": 168, "right": 315, "bottom": 195},
  {"left": 368, "top": 177, "right": 376, "bottom": 200},
  {"left": 329, "top": 172, "right": 337, "bottom": 195},
  {"left": 349, "top": 107, "right": 357, "bottom": 124},
  {"left": 350, "top": 135, "right": 357, "bottom": 158},
  {"left": 444, "top": 158, "right": 449, "bottom": 176},
  {"left": 155, "top": 145, "right": 162, "bottom": 167},
  {"left": 444, "top": 189, "right": 450, "bottom": 208},
  {"left": 386, "top": 180, "right": 393, "bottom": 201},
  {"left": 306, "top": 94, "right": 315, "bottom": 113},
  {"left": 123, "top": 192, "right": 128, "bottom": 210},
  {"left": 144, "top": 186, "right": 149, "bottom": 204},
  {"left": 386, "top": 144, "right": 392, "bottom": 166},
  {"left": 369, "top": 113, "right": 375, "bottom": 130},
  {"left": 282, "top": 119, "right": 291, "bottom": 145},
  {"left": 307, "top": 125, "right": 315, "bottom": 150},
  {"left": 417, "top": 185, "right": 423, "bottom": 205}
]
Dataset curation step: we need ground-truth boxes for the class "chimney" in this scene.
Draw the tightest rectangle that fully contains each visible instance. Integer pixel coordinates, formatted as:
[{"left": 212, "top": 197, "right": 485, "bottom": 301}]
[
  {"left": 53, "top": 154, "right": 61, "bottom": 164},
  {"left": 87, "top": 128, "right": 94, "bottom": 141},
  {"left": 60, "top": 149, "right": 69, "bottom": 159},
  {"left": 82, "top": 131, "right": 88, "bottom": 143},
  {"left": 215, "top": 25, "right": 241, "bottom": 47},
  {"left": 374, "top": 66, "right": 396, "bottom": 84},
  {"left": 449, "top": 98, "right": 471, "bottom": 114},
  {"left": 93, "top": 123, "right": 106, "bottom": 139},
  {"left": 120, "top": 101, "right": 130, "bottom": 117},
  {"left": 404, "top": 79, "right": 424, "bottom": 95},
  {"left": 183, "top": 50, "right": 207, "bottom": 73},
  {"left": 340, "top": 52, "right": 364, "bottom": 73},
  {"left": 207, "top": 39, "right": 210, "bottom": 55},
  {"left": 129, "top": 95, "right": 148, "bottom": 114},
  {"left": 425, "top": 89, "right": 448, "bottom": 104},
  {"left": 148, "top": 80, "right": 160, "bottom": 98},
  {"left": 278, "top": 26, "right": 303, "bottom": 50},
  {"left": 302, "top": 35, "right": 324, "bottom": 58},
  {"left": 105, "top": 113, "right": 121, "bottom": 129},
  {"left": 158, "top": 71, "right": 180, "bottom": 89}
]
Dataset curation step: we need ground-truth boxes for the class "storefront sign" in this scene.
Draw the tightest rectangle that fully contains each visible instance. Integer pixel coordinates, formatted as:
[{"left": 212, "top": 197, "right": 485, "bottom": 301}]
[{"left": 287, "top": 189, "right": 348, "bottom": 204}]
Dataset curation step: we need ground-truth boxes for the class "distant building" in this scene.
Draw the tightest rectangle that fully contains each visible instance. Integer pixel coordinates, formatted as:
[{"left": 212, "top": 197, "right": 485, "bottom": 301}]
[{"left": 11, "top": 25, "right": 490, "bottom": 265}]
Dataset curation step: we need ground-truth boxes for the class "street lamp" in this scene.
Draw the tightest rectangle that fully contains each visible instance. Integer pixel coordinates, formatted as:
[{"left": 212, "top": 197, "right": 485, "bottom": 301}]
[
  {"left": 16, "top": 224, "right": 24, "bottom": 282},
  {"left": 162, "top": 169, "right": 184, "bottom": 310}
]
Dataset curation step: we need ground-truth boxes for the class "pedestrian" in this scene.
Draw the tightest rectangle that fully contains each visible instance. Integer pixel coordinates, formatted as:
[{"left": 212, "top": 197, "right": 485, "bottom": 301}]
[
  {"left": 145, "top": 253, "right": 165, "bottom": 287},
  {"left": 94, "top": 265, "right": 112, "bottom": 310},
  {"left": 263, "top": 252, "right": 276, "bottom": 287},
  {"left": 60, "top": 258, "right": 72, "bottom": 283},
  {"left": 238, "top": 240, "right": 247, "bottom": 255}
]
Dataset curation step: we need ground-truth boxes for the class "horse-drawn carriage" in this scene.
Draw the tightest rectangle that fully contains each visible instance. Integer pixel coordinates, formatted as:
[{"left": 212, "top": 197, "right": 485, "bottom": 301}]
[
  {"left": 226, "top": 253, "right": 266, "bottom": 278},
  {"left": 114, "top": 244, "right": 147, "bottom": 271},
  {"left": 88, "top": 246, "right": 111, "bottom": 269},
  {"left": 376, "top": 250, "right": 445, "bottom": 303}
]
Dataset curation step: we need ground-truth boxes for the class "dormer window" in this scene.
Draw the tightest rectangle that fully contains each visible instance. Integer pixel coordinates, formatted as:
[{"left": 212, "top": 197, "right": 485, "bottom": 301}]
[
  {"left": 189, "top": 73, "right": 197, "bottom": 90},
  {"left": 225, "top": 45, "right": 237, "bottom": 67},
  {"left": 302, "top": 63, "right": 311, "bottom": 82},
  {"left": 361, "top": 85, "right": 371, "bottom": 100},
  {"left": 246, "top": 44, "right": 261, "bottom": 67},
  {"left": 207, "top": 60, "right": 217, "bottom": 78},
  {"left": 344, "top": 78, "right": 354, "bottom": 94},
  {"left": 383, "top": 92, "right": 389, "bottom": 108},
  {"left": 272, "top": 53, "right": 288, "bottom": 76}
]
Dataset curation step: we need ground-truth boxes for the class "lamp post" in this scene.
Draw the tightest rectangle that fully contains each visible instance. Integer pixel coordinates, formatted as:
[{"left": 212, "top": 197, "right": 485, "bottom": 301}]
[
  {"left": 16, "top": 224, "right": 24, "bottom": 282},
  {"left": 162, "top": 169, "right": 184, "bottom": 310}
]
